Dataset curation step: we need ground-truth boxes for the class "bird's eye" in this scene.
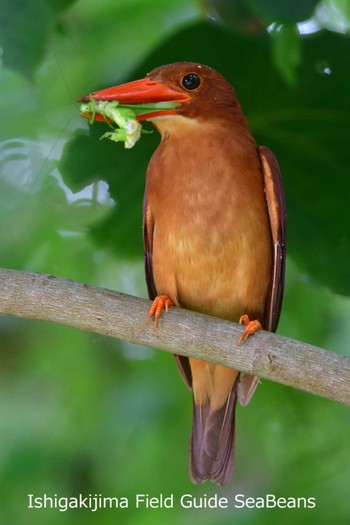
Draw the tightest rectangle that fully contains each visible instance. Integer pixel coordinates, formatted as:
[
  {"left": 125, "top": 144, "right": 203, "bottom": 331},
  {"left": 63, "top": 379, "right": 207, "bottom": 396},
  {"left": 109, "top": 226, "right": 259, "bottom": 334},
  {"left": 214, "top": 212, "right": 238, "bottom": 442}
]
[{"left": 181, "top": 73, "right": 201, "bottom": 91}]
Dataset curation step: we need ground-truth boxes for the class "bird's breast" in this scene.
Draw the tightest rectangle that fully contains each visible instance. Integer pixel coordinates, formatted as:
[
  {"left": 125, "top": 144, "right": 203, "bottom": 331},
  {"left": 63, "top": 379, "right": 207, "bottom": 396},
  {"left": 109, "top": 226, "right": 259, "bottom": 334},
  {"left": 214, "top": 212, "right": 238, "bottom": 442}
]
[{"left": 146, "top": 124, "right": 272, "bottom": 322}]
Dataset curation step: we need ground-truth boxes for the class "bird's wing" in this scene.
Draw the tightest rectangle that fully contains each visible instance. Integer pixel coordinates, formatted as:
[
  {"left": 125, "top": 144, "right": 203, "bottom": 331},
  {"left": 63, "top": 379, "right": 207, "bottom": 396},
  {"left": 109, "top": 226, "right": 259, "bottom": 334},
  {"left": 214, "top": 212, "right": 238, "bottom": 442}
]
[
  {"left": 259, "top": 146, "right": 286, "bottom": 332},
  {"left": 238, "top": 146, "right": 286, "bottom": 407},
  {"left": 143, "top": 193, "right": 193, "bottom": 388},
  {"left": 143, "top": 193, "right": 157, "bottom": 299}
]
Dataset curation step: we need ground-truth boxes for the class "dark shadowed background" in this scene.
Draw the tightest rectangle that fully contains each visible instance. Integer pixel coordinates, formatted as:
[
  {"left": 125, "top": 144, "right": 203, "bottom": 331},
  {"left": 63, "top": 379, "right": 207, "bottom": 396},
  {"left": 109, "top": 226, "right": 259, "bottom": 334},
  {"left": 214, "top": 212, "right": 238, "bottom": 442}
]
[{"left": 0, "top": 0, "right": 350, "bottom": 523}]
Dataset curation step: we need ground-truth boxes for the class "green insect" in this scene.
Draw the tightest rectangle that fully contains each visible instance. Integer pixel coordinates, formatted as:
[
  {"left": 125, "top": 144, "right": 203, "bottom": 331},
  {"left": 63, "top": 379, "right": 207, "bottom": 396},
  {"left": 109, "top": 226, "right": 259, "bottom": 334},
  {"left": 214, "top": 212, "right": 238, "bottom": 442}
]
[
  {"left": 80, "top": 98, "right": 142, "bottom": 149},
  {"left": 80, "top": 97, "right": 180, "bottom": 149}
]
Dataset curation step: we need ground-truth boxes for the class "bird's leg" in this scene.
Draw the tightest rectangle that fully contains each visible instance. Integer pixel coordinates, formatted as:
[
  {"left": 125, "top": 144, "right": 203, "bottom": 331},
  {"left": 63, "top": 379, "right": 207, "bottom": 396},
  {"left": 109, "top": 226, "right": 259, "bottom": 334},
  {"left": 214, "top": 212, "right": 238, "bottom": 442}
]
[
  {"left": 147, "top": 295, "right": 174, "bottom": 331},
  {"left": 237, "top": 314, "right": 262, "bottom": 345}
]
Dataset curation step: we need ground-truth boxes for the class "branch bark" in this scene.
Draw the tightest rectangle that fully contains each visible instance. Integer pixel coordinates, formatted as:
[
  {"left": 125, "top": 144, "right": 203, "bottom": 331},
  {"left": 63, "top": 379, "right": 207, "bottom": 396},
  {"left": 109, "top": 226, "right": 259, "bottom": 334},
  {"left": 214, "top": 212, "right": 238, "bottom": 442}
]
[{"left": 1, "top": 268, "right": 349, "bottom": 406}]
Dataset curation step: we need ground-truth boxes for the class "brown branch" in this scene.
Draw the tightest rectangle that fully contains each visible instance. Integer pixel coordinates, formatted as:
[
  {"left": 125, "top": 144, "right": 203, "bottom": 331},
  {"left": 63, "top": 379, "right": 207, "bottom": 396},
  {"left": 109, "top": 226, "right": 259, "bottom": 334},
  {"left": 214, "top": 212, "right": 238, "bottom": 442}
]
[{"left": 1, "top": 268, "right": 349, "bottom": 406}]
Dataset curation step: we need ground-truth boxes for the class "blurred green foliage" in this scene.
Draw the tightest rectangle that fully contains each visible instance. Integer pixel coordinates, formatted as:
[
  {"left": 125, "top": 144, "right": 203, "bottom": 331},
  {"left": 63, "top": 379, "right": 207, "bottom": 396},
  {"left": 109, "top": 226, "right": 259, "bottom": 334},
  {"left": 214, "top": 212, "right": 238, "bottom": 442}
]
[{"left": 0, "top": 0, "right": 349, "bottom": 523}]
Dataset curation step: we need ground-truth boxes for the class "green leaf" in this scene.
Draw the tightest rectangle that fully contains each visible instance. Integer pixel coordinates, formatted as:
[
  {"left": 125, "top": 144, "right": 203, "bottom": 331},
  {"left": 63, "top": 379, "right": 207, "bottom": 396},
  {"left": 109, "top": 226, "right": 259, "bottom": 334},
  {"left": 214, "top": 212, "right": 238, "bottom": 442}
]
[
  {"left": 0, "top": 0, "right": 76, "bottom": 79},
  {"left": 271, "top": 23, "right": 302, "bottom": 86},
  {"left": 199, "top": 0, "right": 264, "bottom": 34},
  {"left": 245, "top": 0, "right": 320, "bottom": 22},
  {"left": 316, "top": 0, "right": 350, "bottom": 33}
]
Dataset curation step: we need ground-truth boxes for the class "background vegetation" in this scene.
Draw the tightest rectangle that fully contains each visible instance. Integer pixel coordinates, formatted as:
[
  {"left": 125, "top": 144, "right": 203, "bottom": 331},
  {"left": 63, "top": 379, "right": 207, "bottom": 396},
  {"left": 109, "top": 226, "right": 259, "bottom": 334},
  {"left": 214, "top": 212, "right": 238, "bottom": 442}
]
[{"left": 0, "top": 0, "right": 349, "bottom": 523}]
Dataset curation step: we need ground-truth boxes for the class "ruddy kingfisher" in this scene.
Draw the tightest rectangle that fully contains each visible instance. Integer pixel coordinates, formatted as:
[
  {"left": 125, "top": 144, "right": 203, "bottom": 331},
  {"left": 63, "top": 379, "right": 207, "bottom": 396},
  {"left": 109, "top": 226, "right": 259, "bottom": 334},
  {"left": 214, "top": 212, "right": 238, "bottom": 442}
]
[{"left": 79, "top": 62, "right": 286, "bottom": 485}]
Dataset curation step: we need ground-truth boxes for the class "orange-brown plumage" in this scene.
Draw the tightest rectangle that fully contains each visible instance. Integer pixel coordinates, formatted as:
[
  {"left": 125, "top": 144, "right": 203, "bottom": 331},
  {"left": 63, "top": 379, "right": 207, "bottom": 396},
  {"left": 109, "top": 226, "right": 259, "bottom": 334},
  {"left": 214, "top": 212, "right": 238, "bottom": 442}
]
[{"left": 80, "top": 62, "right": 286, "bottom": 485}]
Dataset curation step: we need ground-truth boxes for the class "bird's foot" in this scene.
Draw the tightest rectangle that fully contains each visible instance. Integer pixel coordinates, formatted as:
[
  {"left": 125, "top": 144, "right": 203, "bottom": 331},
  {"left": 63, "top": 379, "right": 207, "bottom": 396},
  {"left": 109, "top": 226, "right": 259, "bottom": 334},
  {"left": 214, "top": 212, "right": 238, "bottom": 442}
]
[
  {"left": 147, "top": 295, "right": 174, "bottom": 331},
  {"left": 237, "top": 315, "right": 262, "bottom": 345}
]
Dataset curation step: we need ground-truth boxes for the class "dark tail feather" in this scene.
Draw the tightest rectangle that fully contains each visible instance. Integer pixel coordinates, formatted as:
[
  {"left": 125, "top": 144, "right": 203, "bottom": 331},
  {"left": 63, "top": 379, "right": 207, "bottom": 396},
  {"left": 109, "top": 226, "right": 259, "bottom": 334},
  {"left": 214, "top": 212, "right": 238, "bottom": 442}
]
[{"left": 189, "top": 382, "right": 238, "bottom": 486}]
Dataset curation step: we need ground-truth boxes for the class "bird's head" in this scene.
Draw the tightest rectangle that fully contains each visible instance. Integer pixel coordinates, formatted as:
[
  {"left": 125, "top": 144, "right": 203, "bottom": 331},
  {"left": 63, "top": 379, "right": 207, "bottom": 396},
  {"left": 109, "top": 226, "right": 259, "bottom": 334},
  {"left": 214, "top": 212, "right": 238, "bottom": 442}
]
[{"left": 78, "top": 62, "right": 248, "bottom": 131}]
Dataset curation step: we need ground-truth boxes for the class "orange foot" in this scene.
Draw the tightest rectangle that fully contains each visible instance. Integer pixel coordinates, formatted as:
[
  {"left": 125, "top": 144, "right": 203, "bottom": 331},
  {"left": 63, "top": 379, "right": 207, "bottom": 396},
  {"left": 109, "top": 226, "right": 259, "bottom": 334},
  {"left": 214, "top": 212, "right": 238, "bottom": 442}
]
[
  {"left": 237, "top": 314, "right": 262, "bottom": 345},
  {"left": 147, "top": 295, "right": 174, "bottom": 331}
]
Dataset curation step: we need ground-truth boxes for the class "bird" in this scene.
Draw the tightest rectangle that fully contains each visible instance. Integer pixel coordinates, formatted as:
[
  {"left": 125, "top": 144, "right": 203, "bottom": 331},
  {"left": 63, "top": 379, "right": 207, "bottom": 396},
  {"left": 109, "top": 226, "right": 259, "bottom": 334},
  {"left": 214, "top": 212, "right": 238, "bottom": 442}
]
[{"left": 79, "top": 62, "right": 286, "bottom": 485}]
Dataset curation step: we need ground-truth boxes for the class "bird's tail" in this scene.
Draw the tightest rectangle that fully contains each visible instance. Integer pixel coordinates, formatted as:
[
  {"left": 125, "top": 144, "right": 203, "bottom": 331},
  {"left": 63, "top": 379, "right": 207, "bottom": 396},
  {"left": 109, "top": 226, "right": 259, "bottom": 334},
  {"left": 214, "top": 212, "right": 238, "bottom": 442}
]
[{"left": 189, "top": 380, "right": 238, "bottom": 485}]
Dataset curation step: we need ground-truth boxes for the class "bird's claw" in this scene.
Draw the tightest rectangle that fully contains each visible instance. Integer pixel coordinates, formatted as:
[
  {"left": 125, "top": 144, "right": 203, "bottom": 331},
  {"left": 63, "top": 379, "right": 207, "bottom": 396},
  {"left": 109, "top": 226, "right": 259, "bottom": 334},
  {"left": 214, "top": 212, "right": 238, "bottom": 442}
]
[
  {"left": 237, "top": 315, "right": 262, "bottom": 345},
  {"left": 147, "top": 295, "right": 174, "bottom": 331}
]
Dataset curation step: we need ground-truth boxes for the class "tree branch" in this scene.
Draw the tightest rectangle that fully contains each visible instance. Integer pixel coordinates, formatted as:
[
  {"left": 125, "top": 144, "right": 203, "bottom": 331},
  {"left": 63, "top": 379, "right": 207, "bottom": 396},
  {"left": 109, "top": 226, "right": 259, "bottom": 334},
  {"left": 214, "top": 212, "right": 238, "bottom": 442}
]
[{"left": 1, "top": 268, "right": 349, "bottom": 406}]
